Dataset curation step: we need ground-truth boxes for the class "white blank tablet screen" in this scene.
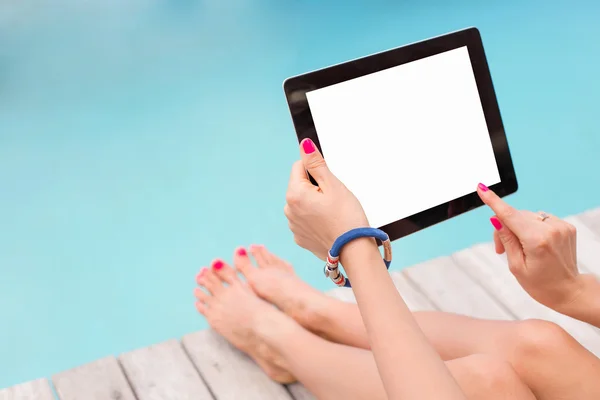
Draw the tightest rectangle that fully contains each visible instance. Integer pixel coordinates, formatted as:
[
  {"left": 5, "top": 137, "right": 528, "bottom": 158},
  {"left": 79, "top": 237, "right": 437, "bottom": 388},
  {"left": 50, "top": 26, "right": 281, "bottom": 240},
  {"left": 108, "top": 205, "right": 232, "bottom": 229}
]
[{"left": 306, "top": 46, "right": 501, "bottom": 228}]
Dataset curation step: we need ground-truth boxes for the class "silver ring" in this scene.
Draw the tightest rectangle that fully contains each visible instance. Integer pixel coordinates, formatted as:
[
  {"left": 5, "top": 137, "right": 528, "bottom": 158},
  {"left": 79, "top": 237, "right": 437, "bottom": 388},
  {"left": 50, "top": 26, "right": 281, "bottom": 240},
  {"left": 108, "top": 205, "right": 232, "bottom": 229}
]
[{"left": 538, "top": 212, "right": 550, "bottom": 222}]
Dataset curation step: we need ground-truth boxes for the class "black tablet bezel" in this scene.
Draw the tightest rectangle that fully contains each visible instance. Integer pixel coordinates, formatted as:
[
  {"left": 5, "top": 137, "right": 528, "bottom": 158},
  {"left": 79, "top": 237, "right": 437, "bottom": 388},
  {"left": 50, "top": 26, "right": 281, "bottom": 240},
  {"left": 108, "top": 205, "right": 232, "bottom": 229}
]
[{"left": 283, "top": 27, "right": 518, "bottom": 242}]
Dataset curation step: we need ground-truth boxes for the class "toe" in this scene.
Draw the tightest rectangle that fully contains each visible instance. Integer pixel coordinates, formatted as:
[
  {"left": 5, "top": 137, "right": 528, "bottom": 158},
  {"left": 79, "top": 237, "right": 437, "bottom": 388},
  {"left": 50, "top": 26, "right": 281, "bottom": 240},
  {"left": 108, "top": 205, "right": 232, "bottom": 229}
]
[
  {"left": 194, "top": 287, "right": 211, "bottom": 304},
  {"left": 250, "top": 245, "right": 294, "bottom": 273},
  {"left": 199, "top": 268, "right": 223, "bottom": 296},
  {"left": 195, "top": 267, "right": 209, "bottom": 285},
  {"left": 195, "top": 301, "right": 208, "bottom": 315},
  {"left": 234, "top": 247, "right": 255, "bottom": 278},
  {"left": 249, "top": 244, "right": 272, "bottom": 268},
  {"left": 263, "top": 246, "right": 294, "bottom": 273},
  {"left": 212, "top": 258, "right": 239, "bottom": 284}
]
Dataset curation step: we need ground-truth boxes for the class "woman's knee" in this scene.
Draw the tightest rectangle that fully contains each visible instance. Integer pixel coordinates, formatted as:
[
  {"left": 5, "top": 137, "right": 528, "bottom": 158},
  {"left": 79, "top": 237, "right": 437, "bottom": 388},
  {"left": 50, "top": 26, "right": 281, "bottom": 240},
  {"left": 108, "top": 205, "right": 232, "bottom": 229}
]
[{"left": 512, "top": 319, "right": 574, "bottom": 364}]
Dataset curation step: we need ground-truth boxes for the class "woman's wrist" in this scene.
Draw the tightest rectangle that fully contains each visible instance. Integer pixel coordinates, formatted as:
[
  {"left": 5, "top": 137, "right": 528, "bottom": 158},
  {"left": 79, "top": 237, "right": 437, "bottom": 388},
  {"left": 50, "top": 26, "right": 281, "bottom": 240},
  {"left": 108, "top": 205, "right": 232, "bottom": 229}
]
[
  {"left": 338, "top": 237, "right": 383, "bottom": 273},
  {"left": 557, "top": 274, "right": 600, "bottom": 327}
]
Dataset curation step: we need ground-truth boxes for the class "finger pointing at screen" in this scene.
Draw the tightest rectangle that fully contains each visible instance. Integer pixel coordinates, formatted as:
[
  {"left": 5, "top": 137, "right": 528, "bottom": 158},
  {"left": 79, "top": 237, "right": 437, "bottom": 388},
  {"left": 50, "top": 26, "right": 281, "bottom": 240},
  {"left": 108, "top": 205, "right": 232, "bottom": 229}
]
[
  {"left": 477, "top": 183, "right": 525, "bottom": 270},
  {"left": 476, "top": 183, "right": 582, "bottom": 313},
  {"left": 476, "top": 183, "right": 528, "bottom": 236}
]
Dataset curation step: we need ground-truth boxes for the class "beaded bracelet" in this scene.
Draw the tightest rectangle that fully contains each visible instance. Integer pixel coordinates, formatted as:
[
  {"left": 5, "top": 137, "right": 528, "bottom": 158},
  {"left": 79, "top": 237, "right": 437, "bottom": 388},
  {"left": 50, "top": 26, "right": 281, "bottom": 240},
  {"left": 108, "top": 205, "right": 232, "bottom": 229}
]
[{"left": 324, "top": 227, "right": 392, "bottom": 288}]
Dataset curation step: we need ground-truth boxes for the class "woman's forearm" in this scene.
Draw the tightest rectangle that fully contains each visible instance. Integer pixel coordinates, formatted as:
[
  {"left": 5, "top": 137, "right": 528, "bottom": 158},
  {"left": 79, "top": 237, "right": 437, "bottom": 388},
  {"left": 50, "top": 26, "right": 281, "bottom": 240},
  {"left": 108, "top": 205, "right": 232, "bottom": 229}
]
[
  {"left": 559, "top": 274, "right": 600, "bottom": 328},
  {"left": 341, "top": 238, "right": 466, "bottom": 400}
]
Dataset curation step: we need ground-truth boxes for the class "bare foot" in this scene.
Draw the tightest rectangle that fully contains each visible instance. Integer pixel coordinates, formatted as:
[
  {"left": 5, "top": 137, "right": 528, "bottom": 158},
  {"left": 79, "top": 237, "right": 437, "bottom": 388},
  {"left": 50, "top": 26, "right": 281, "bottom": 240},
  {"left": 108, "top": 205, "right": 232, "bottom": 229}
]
[
  {"left": 234, "top": 245, "right": 336, "bottom": 335},
  {"left": 194, "top": 258, "right": 298, "bottom": 383}
]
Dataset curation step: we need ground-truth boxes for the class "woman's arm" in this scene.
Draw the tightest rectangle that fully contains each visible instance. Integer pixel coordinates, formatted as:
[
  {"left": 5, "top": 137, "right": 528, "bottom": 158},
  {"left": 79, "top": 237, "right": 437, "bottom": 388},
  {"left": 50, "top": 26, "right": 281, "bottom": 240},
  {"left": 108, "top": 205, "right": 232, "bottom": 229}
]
[
  {"left": 342, "top": 238, "right": 466, "bottom": 399},
  {"left": 284, "top": 140, "right": 466, "bottom": 400},
  {"left": 477, "top": 186, "right": 600, "bottom": 329},
  {"left": 558, "top": 274, "right": 600, "bottom": 328}
]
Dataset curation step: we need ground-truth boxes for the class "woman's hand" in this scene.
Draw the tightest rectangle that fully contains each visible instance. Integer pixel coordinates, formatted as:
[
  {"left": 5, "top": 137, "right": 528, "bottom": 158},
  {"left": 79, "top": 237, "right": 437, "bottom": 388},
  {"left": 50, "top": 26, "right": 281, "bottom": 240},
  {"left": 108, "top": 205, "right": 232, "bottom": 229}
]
[
  {"left": 284, "top": 139, "right": 369, "bottom": 260},
  {"left": 477, "top": 184, "right": 583, "bottom": 312}
]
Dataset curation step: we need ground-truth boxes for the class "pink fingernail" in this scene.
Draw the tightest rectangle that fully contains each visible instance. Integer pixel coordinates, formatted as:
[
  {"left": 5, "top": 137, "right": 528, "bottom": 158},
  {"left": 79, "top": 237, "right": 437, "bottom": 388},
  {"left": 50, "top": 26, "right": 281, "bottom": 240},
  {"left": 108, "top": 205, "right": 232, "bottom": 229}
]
[
  {"left": 237, "top": 247, "right": 247, "bottom": 256},
  {"left": 302, "top": 139, "right": 315, "bottom": 154},
  {"left": 478, "top": 183, "right": 489, "bottom": 192},
  {"left": 490, "top": 217, "right": 502, "bottom": 230},
  {"left": 212, "top": 260, "right": 224, "bottom": 270}
]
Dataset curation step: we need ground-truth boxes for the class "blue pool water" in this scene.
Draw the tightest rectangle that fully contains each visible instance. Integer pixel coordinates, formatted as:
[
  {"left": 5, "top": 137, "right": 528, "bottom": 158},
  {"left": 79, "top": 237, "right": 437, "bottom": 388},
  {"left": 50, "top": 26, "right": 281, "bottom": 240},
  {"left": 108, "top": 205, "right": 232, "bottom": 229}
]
[{"left": 1, "top": 0, "right": 599, "bottom": 389}]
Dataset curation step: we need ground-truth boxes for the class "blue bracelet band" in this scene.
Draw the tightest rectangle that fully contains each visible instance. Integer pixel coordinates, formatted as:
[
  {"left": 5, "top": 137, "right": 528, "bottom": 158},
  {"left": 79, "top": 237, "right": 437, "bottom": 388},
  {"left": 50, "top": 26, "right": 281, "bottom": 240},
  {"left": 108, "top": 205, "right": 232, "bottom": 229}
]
[{"left": 324, "top": 227, "right": 392, "bottom": 288}]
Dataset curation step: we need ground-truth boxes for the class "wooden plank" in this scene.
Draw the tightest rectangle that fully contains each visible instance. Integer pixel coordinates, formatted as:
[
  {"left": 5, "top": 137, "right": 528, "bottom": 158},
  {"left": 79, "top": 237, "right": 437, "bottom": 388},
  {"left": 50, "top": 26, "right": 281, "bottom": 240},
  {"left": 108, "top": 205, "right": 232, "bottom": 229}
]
[
  {"left": 390, "top": 272, "right": 437, "bottom": 311},
  {"left": 565, "top": 216, "right": 600, "bottom": 275},
  {"left": 579, "top": 207, "right": 600, "bottom": 235},
  {"left": 286, "top": 383, "right": 315, "bottom": 400},
  {"left": 402, "top": 256, "right": 513, "bottom": 320},
  {"left": 453, "top": 243, "right": 600, "bottom": 355},
  {"left": 119, "top": 339, "right": 213, "bottom": 400},
  {"left": 0, "top": 379, "right": 54, "bottom": 400},
  {"left": 182, "top": 330, "right": 292, "bottom": 400},
  {"left": 53, "top": 356, "right": 136, "bottom": 400}
]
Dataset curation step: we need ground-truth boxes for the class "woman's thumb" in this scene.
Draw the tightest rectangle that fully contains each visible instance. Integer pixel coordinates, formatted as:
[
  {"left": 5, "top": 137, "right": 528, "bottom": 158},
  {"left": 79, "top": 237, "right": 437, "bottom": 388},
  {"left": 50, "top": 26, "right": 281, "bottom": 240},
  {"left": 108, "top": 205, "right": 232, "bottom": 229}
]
[{"left": 300, "top": 138, "right": 333, "bottom": 186}]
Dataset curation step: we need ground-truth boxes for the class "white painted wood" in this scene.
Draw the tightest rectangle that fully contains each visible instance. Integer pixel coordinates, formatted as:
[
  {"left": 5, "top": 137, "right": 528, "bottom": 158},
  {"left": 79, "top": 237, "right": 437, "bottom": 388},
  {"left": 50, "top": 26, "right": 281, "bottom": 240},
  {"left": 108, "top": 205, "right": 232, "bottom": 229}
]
[
  {"left": 565, "top": 216, "right": 600, "bottom": 275},
  {"left": 402, "top": 256, "right": 513, "bottom": 320},
  {"left": 454, "top": 243, "right": 600, "bottom": 355},
  {"left": 327, "top": 287, "right": 356, "bottom": 303},
  {"left": 579, "top": 207, "right": 600, "bottom": 235},
  {"left": 286, "top": 383, "right": 316, "bottom": 400},
  {"left": 182, "top": 330, "right": 292, "bottom": 400},
  {"left": 52, "top": 356, "right": 136, "bottom": 400},
  {"left": 0, "top": 379, "right": 54, "bottom": 400},
  {"left": 119, "top": 339, "right": 212, "bottom": 400},
  {"left": 389, "top": 271, "right": 437, "bottom": 311}
]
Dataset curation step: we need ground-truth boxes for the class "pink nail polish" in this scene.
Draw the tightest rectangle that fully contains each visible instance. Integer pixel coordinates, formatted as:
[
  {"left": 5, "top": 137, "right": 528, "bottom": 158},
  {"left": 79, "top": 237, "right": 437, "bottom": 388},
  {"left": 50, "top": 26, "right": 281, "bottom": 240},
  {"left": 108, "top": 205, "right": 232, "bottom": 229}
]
[
  {"left": 478, "top": 183, "right": 489, "bottom": 192},
  {"left": 490, "top": 217, "right": 502, "bottom": 230},
  {"left": 237, "top": 248, "right": 247, "bottom": 256},
  {"left": 302, "top": 139, "right": 315, "bottom": 154},
  {"left": 212, "top": 260, "right": 224, "bottom": 270}
]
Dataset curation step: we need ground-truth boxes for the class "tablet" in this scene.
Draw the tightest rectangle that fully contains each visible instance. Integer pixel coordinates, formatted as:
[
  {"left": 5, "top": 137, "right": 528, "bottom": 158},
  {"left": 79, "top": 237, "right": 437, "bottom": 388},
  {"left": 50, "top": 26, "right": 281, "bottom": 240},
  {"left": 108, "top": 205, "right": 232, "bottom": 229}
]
[{"left": 283, "top": 27, "right": 518, "bottom": 242}]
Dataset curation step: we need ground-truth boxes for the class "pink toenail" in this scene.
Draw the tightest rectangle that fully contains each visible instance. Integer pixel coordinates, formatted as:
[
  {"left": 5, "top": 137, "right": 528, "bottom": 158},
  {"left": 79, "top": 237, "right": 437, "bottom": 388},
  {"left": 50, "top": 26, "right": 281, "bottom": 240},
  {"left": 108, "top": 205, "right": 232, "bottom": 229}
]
[
  {"left": 212, "top": 260, "right": 224, "bottom": 270},
  {"left": 237, "top": 248, "right": 247, "bottom": 256}
]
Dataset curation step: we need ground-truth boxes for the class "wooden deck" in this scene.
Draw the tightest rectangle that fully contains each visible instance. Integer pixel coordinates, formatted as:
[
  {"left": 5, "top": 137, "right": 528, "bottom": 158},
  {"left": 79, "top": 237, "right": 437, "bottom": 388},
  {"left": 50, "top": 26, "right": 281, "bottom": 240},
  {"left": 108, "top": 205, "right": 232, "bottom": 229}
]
[{"left": 2, "top": 208, "right": 600, "bottom": 400}]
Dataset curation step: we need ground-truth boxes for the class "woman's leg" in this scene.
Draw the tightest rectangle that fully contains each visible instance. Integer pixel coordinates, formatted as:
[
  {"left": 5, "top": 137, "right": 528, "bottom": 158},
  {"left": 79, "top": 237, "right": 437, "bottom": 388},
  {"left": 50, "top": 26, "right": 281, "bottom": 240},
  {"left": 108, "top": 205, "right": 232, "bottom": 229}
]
[
  {"left": 195, "top": 260, "right": 535, "bottom": 400},
  {"left": 282, "top": 330, "right": 535, "bottom": 400},
  {"left": 237, "top": 245, "right": 600, "bottom": 400}
]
